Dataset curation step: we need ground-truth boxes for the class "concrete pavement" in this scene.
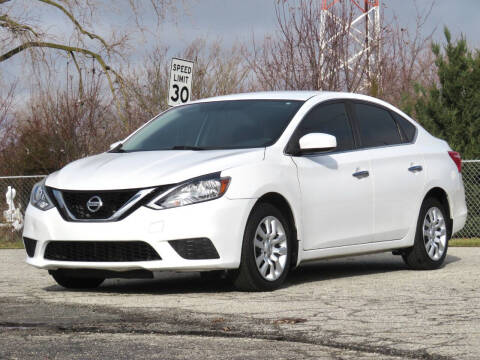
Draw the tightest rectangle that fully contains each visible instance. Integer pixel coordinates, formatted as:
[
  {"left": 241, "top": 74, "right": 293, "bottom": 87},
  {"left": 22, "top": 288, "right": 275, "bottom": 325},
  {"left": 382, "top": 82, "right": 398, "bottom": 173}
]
[{"left": 0, "top": 248, "right": 478, "bottom": 359}]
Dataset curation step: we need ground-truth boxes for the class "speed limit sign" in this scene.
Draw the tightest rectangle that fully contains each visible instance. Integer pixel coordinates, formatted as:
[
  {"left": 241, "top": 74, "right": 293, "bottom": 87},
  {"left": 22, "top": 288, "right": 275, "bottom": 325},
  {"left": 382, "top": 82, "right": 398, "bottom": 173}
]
[{"left": 168, "top": 58, "right": 194, "bottom": 107}]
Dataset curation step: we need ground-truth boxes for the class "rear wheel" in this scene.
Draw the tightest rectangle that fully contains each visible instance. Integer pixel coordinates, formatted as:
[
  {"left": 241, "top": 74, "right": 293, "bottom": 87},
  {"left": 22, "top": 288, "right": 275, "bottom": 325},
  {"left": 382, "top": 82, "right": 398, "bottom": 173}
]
[
  {"left": 50, "top": 270, "right": 104, "bottom": 289},
  {"left": 231, "top": 203, "right": 292, "bottom": 291},
  {"left": 402, "top": 197, "right": 449, "bottom": 270}
]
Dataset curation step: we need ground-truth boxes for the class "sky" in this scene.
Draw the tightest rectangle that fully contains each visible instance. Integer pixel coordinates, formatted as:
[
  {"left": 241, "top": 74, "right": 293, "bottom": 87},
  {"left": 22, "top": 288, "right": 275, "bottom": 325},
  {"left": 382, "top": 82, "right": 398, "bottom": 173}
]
[
  {"left": 1, "top": 0, "right": 479, "bottom": 100},
  {"left": 161, "top": 0, "right": 480, "bottom": 52}
]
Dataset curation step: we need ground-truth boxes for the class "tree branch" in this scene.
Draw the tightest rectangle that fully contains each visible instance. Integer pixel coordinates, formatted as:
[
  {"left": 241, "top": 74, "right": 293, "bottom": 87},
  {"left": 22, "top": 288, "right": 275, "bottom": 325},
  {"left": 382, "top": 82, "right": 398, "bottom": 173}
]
[
  {"left": 36, "top": 0, "right": 111, "bottom": 51},
  {"left": 0, "top": 14, "right": 39, "bottom": 37},
  {"left": 69, "top": 51, "right": 83, "bottom": 96},
  {"left": 0, "top": 41, "right": 128, "bottom": 124}
]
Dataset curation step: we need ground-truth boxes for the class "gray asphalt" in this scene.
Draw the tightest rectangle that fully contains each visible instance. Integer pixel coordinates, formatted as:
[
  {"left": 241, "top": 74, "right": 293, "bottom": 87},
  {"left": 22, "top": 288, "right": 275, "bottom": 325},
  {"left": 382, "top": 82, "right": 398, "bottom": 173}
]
[{"left": 0, "top": 248, "right": 479, "bottom": 359}]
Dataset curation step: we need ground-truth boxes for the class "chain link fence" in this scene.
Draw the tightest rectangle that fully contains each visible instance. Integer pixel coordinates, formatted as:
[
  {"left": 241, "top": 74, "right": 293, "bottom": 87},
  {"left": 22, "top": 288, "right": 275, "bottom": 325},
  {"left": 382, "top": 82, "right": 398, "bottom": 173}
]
[
  {"left": 0, "top": 161, "right": 479, "bottom": 245},
  {"left": 0, "top": 175, "right": 45, "bottom": 243},
  {"left": 456, "top": 161, "right": 480, "bottom": 238}
]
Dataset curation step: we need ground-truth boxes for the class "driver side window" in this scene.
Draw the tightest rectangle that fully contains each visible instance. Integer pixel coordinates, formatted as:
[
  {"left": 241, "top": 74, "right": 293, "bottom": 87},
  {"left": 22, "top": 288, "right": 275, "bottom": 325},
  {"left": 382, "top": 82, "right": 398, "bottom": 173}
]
[{"left": 293, "top": 102, "right": 355, "bottom": 152}]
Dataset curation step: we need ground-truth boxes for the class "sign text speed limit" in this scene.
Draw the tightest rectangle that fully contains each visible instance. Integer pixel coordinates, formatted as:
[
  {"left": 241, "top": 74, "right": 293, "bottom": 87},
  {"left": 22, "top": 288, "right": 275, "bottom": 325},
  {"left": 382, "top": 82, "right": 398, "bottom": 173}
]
[{"left": 168, "top": 58, "right": 194, "bottom": 107}]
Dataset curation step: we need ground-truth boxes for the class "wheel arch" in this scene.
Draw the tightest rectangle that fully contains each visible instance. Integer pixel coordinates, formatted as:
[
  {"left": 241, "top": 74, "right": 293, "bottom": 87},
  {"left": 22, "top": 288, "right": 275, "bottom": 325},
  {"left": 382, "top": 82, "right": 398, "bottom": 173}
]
[
  {"left": 254, "top": 192, "right": 300, "bottom": 269},
  {"left": 423, "top": 187, "right": 453, "bottom": 238}
]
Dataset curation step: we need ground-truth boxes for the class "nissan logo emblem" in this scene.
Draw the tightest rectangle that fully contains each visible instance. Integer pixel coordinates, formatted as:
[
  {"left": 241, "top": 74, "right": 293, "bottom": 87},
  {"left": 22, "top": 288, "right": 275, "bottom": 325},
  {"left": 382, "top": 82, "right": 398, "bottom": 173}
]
[{"left": 86, "top": 196, "right": 103, "bottom": 213}]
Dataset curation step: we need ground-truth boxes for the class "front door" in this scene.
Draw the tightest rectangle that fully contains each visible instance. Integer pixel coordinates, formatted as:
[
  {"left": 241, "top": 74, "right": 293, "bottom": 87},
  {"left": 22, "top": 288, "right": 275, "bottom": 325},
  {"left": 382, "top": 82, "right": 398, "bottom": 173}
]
[{"left": 290, "top": 102, "right": 374, "bottom": 250}]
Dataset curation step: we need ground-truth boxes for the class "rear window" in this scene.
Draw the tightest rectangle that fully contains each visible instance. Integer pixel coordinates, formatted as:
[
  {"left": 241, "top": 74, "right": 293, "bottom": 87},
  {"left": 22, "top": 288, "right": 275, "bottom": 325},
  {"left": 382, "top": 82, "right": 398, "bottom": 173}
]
[
  {"left": 354, "top": 103, "right": 402, "bottom": 148},
  {"left": 392, "top": 112, "right": 417, "bottom": 143}
]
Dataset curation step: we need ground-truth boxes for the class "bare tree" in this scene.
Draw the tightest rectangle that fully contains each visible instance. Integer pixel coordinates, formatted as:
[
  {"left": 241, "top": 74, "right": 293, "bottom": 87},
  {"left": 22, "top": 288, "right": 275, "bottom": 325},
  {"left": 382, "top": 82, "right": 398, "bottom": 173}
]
[
  {"left": 122, "top": 39, "right": 250, "bottom": 130},
  {"left": 0, "top": 0, "right": 178, "bottom": 125},
  {"left": 0, "top": 79, "right": 15, "bottom": 173},
  {"left": 0, "top": 72, "right": 119, "bottom": 175},
  {"left": 247, "top": 0, "right": 371, "bottom": 92},
  {"left": 376, "top": 1, "right": 436, "bottom": 107},
  {"left": 0, "top": 34, "right": 251, "bottom": 175},
  {"left": 185, "top": 39, "right": 251, "bottom": 99},
  {"left": 0, "top": 79, "right": 14, "bottom": 131},
  {"left": 122, "top": 46, "right": 170, "bottom": 130},
  {"left": 247, "top": 0, "right": 436, "bottom": 106}
]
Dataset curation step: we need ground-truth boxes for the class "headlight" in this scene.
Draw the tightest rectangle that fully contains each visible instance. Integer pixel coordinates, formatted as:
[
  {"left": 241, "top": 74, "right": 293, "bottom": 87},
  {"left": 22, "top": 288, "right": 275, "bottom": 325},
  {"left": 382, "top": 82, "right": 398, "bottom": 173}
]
[
  {"left": 147, "top": 173, "right": 231, "bottom": 210},
  {"left": 30, "top": 179, "right": 55, "bottom": 211}
]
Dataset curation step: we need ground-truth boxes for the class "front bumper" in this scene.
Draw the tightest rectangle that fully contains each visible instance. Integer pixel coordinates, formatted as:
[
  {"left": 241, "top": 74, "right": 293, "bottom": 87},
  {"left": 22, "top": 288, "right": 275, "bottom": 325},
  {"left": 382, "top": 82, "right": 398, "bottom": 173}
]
[{"left": 23, "top": 196, "right": 255, "bottom": 272}]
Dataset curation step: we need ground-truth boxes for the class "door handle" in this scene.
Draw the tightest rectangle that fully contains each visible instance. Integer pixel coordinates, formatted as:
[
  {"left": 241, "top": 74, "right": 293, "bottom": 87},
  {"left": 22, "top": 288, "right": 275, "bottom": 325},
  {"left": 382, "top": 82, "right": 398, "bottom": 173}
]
[
  {"left": 352, "top": 170, "right": 369, "bottom": 179},
  {"left": 408, "top": 165, "right": 423, "bottom": 173}
]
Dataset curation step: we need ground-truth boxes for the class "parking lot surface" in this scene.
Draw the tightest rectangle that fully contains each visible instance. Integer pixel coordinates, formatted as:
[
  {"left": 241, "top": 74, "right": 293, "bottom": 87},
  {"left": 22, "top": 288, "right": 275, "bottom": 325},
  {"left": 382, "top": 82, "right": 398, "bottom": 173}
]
[{"left": 0, "top": 248, "right": 479, "bottom": 359}]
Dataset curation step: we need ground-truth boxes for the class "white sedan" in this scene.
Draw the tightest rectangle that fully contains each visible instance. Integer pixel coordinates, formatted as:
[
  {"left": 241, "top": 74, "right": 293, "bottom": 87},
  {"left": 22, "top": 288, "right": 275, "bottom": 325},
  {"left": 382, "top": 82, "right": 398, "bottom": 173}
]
[{"left": 23, "top": 91, "right": 468, "bottom": 291}]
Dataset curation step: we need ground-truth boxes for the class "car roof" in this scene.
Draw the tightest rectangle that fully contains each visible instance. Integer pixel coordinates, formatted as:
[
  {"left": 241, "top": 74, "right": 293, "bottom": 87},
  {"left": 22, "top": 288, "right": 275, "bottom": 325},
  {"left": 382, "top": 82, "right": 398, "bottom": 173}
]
[
  {"left": 189, "top": 91, "right": 392, "bottom": 105},
  {"left": 191, "top": 91, "right": 323, "bottom": 103},
  {"left": 185, "top": 91, "right": 420, "bottom": 128}
]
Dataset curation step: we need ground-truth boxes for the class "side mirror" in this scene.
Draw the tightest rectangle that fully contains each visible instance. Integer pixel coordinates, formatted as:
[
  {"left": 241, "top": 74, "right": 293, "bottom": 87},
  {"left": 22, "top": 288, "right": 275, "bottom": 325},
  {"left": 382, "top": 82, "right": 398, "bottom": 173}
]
[
  {"left": 109, "top": 141, "right": 122, "bottom": 150},
  {"left": 298, "top": 133, "right": 337, "bottom": 154}
]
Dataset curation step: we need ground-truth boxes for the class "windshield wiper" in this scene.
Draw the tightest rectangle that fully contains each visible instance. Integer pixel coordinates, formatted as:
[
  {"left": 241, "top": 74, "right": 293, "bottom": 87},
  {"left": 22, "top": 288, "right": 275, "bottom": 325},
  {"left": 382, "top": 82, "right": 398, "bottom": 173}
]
[{"left": 170, "top": 145, "right": 210, "bottom": 151}]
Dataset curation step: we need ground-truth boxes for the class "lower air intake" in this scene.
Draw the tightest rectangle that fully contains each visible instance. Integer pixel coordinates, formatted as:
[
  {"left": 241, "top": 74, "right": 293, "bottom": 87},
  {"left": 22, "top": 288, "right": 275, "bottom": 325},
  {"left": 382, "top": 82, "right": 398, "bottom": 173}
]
[
  {"left": 23, "top": 237, "right": 37, "bottom": 257},
  {"left": 44, "top": 241, "right": 161, "bottom": 262},
  {"left": 169, "top": 238, "right": 220, "bottom": 260}
]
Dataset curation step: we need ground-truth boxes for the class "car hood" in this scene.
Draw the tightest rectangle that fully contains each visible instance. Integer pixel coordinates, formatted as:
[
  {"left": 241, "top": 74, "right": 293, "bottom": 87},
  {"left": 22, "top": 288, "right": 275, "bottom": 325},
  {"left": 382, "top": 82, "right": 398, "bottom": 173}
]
[{"left": 46, "top": 148, "right": 265, "bottom": 190}]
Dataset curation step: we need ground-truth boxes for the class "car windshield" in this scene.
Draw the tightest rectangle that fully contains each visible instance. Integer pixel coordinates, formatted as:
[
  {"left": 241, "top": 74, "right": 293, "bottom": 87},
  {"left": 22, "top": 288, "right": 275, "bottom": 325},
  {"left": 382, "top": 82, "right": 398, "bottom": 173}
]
[{"left": 118, "top": 100, "right": 304, "bottom": 152}]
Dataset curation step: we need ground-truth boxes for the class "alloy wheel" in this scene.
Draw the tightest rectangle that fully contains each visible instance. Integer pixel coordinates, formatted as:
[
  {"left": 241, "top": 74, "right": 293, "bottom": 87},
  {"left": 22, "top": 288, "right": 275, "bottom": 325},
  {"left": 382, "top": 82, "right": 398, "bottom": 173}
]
[
  {"left": 423, "top": 206, "right": 447, "bottom": 261},
  {"left": 253, "top": 216, "right": 288, "bottom": 281}
]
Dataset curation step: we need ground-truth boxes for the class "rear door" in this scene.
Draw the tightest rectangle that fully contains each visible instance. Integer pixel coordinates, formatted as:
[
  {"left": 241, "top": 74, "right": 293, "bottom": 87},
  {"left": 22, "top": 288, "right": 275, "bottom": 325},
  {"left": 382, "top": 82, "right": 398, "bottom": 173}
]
[
  {"left": 351, "top": 102, "right": 426, "bottom": 242},
  {"left": 290, "top": 101, "right": 374, "bottom": 250}
]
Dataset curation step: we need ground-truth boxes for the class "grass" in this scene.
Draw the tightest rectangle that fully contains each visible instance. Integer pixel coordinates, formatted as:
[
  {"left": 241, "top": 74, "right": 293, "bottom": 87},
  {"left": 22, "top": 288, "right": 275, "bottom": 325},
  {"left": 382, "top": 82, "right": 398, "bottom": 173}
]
[
  {"left": 0, "top": 237, "right": 479, "bottom": 250},
  {"left": 449, "top": 238, "right": 480, "bottom": 247},
  {"left": 0, "top": 237, "right": 23, "bottom": 249}
]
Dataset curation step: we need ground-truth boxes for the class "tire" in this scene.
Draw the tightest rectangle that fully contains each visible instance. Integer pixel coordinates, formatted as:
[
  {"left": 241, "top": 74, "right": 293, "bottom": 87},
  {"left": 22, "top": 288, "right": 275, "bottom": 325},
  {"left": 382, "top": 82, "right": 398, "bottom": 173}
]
[
  {"left": 50, "top": 270, "right": 104, "bottom": 289},
  {"left": 200, "top": 270, "right": 227, "bottom": 282},
  {"left": 402, "top": 197, "right": 450, "bottom": 270},
  {"left": 231, "top": 202, "right": 292, "bottom": 291}
]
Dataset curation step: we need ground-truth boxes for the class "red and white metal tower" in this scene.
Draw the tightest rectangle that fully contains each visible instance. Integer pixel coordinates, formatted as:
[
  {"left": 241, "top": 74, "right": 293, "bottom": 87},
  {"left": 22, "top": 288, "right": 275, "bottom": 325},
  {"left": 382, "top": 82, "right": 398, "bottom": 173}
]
[{"left": 320, "top": 0, "right": 381, "bottom": 80}]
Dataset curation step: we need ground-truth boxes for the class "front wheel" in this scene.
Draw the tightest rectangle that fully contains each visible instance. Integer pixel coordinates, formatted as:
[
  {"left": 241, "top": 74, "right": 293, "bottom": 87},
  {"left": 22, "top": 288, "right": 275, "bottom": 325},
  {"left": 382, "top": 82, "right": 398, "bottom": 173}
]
[
  {"left": 50, "top": 270, "right": 104, "bottom": 289},
  {"left": 231, "top": 203, "right": 292, "bottom": 291},
  {"left": 402, "top": 197, "right": 449, "bottom": 270}
]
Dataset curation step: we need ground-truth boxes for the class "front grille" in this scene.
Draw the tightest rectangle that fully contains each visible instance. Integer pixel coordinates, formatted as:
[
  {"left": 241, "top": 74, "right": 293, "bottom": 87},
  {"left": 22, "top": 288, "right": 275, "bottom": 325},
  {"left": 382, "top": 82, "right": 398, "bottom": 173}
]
[
  {"left": 61, "top": 190, "right": 138, "bottom": 220},
  {"left": 23, "top": 237, "right": 37, "bottom": 257},
  {"left": 48, "top": 185, "right": 174, "bottom": 222},
  {"left": 44, "top": 241, "right": 161, "bottom": 262},
  {"left": 169, "top": 238, "right": 220, "bottom": 260}
]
